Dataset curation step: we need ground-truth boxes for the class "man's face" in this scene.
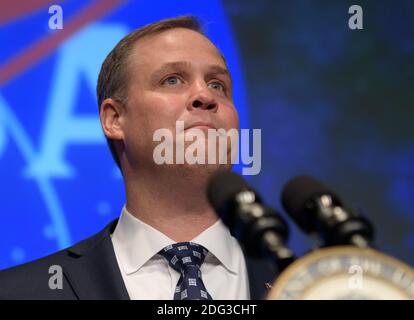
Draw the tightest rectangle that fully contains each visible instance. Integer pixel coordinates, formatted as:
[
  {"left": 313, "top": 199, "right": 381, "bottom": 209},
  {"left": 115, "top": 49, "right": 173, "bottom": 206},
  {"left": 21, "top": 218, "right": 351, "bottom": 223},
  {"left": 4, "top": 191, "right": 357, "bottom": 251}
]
[{"left": 121, "top": 27, "right": 239, "bottom": 170}]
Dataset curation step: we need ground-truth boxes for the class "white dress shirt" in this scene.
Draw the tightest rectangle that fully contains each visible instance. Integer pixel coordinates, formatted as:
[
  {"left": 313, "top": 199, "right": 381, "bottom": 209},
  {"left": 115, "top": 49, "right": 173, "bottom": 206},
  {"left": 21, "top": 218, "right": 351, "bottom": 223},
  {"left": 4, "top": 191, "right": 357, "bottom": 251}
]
[{"left": 111, "top": 206, "right": 250, "bottom": 300}]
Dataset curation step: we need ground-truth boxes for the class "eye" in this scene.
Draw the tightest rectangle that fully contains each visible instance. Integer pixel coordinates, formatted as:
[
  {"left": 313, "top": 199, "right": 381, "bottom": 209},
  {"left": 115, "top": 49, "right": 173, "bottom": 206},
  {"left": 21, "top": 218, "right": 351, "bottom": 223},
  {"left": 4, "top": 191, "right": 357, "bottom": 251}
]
[
  {"left": 162, "top": 76, "right": 183, "bottom": 86},
  {"left": 208, "top": 81, "right": 225, "bottom": 91}
]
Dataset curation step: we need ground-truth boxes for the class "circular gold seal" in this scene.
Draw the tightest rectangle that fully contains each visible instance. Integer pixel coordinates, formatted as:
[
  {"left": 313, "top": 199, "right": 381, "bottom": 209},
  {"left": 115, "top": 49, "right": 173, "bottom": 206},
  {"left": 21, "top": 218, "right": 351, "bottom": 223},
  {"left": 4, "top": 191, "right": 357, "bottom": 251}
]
[{"left": 267, "top": 246, "right": 414, "bottom": 300}]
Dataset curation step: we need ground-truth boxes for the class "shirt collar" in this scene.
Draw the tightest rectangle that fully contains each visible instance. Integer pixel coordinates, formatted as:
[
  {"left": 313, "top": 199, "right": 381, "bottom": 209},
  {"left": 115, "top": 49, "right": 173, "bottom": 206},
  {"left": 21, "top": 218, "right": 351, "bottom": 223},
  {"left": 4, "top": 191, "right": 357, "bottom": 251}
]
[
  {"left": 111, "top": 205, "right": 239, "bottom": 275},
  {"left": 191, "top": 218, "right": 239, "bottom": 274}
]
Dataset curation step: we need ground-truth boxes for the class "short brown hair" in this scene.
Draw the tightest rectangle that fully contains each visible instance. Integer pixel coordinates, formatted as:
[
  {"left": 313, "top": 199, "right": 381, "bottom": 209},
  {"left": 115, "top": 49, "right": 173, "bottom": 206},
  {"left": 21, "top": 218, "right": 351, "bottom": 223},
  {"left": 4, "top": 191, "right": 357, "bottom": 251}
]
[{"left": 97, "top": 15, "right": 204, "bottom": 171}]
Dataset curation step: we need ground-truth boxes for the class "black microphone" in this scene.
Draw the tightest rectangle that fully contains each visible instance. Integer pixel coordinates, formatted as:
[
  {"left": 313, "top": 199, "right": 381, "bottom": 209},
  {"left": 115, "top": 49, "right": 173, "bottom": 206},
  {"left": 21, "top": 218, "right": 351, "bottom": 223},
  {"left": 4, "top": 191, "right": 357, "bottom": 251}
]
[
  {"left": 207, "top": 171, "right": 295, "bottom": 271},
  {"left": 281, "top": 175, "right": 374, "bottom": 248}
]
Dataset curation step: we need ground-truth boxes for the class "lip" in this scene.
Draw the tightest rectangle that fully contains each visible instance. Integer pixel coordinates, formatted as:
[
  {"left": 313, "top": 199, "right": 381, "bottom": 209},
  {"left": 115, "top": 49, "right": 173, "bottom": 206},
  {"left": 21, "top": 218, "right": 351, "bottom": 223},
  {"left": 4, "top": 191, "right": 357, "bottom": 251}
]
[{"left": 184, "top": 121, "right": 216, "bottom": 130}]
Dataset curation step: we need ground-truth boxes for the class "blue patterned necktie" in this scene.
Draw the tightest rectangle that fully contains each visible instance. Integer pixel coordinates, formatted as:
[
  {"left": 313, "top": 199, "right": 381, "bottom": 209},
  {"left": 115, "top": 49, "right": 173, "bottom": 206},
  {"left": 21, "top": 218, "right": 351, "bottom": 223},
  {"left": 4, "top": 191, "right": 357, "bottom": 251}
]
[{"left": 158, "top": 242, "right": 213, "bottom": 300}]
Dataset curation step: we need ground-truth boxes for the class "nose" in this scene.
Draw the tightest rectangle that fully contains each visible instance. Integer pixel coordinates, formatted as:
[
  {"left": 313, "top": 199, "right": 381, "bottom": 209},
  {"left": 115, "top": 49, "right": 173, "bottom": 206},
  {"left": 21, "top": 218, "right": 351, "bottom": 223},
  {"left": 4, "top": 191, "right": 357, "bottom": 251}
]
[{"left": 189, "top": 86, "right": 218, "bottom": 112}]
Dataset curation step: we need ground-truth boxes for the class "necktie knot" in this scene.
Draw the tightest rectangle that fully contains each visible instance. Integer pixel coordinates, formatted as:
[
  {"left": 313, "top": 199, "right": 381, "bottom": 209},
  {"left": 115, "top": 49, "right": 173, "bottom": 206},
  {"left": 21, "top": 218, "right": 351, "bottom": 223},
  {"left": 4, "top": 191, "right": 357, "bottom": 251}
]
[
  {"left": 159, "top": 242, "right": 208, "bottom": 271},
  {"left": 158, "top": 242, "right": 212, "bottom": 300}
]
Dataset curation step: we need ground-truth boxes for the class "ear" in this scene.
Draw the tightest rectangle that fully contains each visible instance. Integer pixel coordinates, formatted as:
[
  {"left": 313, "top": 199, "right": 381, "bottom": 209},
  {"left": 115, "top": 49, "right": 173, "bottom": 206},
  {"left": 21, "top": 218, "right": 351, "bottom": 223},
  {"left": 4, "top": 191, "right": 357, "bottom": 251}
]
[{"left": 100, "top": 98, "right": 125, "bottom": 141}]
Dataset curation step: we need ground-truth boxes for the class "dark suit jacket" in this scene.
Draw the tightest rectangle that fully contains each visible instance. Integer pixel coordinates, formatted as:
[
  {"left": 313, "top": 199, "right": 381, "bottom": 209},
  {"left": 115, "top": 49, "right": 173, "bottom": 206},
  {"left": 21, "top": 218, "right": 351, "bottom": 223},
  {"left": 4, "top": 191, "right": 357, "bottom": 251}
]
[{"left": 0, "top": 219, "right": 278, "bottom": 300}]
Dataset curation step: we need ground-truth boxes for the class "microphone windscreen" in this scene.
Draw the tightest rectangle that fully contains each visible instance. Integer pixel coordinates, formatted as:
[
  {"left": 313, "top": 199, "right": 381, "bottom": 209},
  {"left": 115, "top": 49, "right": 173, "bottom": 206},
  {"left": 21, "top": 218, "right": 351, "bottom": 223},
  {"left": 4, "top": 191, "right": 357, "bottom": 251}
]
[
  {"left": 207, "top": 171, "right": 249, "bottom": 211},
  {"left": 281, "top": 175, "right": 340, "bottom": 224}
]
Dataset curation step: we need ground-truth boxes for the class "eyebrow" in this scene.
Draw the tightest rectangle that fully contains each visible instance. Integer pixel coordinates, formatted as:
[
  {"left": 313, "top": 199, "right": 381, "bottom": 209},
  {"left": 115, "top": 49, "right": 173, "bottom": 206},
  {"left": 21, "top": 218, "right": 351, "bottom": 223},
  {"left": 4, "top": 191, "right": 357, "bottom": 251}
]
[{"left": 150, "top": 61, "right": 232, "bottom": 84}]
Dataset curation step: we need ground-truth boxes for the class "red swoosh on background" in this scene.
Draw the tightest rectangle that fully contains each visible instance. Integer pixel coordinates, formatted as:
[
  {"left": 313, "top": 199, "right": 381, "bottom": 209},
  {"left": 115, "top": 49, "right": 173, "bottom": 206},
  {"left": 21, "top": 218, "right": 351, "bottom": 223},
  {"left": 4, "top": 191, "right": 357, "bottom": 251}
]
[
  {"left": 0, "top": 0, "right": 61, "bottom": 24},
  {"left": 0, "top": 0, "right": 126, "bottom": 85}
]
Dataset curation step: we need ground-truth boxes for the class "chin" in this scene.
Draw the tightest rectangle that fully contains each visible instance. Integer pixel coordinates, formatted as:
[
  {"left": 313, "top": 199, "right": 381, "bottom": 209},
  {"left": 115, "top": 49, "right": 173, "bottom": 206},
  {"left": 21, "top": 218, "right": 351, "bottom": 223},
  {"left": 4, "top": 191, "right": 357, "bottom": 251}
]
[{"left": 181, "top": 162, "right": 232, "bottom": 176}]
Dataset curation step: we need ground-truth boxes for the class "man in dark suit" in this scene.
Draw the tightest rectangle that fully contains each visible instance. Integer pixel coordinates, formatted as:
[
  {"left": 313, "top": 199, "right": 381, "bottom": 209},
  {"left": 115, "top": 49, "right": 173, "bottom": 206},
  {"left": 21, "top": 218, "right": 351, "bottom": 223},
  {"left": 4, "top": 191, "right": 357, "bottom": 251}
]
[{"left": 0, "top": 15, "right": 277, "bottom": 300}]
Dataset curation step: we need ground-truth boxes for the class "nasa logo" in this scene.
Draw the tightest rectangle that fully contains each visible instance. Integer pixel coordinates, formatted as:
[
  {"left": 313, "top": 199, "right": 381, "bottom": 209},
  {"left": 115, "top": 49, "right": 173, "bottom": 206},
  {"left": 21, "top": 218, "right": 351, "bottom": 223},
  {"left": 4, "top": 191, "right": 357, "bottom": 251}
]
[{"left": 267, "top": 246, "right": 414, "bottom": 300}]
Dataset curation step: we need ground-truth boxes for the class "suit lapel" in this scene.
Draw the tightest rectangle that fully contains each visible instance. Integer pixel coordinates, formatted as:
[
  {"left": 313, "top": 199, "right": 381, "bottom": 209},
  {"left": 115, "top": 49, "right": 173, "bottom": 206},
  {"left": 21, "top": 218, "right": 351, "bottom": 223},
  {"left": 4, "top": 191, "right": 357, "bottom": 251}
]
[
  {"left": 63, "top": 219, "right": 130, "bottom": 300},
  {"left": 245, "top": 254, "right": 279, "bottom": 300}
]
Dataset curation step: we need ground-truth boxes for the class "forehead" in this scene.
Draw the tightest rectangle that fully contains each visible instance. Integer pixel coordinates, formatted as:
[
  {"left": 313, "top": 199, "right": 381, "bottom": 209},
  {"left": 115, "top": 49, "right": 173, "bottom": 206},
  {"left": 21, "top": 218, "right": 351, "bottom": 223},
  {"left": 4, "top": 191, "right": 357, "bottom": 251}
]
[{"left": 128, "top": 28, "right": 227, "bottom": 74}]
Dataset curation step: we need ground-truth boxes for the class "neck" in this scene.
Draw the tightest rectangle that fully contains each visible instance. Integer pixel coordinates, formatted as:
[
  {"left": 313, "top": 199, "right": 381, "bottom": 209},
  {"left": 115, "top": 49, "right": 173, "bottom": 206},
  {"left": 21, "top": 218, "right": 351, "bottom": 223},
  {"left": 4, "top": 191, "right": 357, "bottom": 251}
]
[{"left": 123, "top": 166, "right": 221, "bottom": 242}]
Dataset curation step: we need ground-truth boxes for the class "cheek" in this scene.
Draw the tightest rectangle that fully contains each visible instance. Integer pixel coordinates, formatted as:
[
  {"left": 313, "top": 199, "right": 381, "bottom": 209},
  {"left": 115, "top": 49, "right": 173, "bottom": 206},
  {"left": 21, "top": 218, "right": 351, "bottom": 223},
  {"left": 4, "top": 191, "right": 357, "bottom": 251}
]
[
  {"left": 139, "top": 93, "right": 186, "bottom": 130},
  {"left": 124, "top": 92, "right": 189, "bottom": 153},
  {"left": 221, "top": 105, "right": 239, "bottom": 130}
]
